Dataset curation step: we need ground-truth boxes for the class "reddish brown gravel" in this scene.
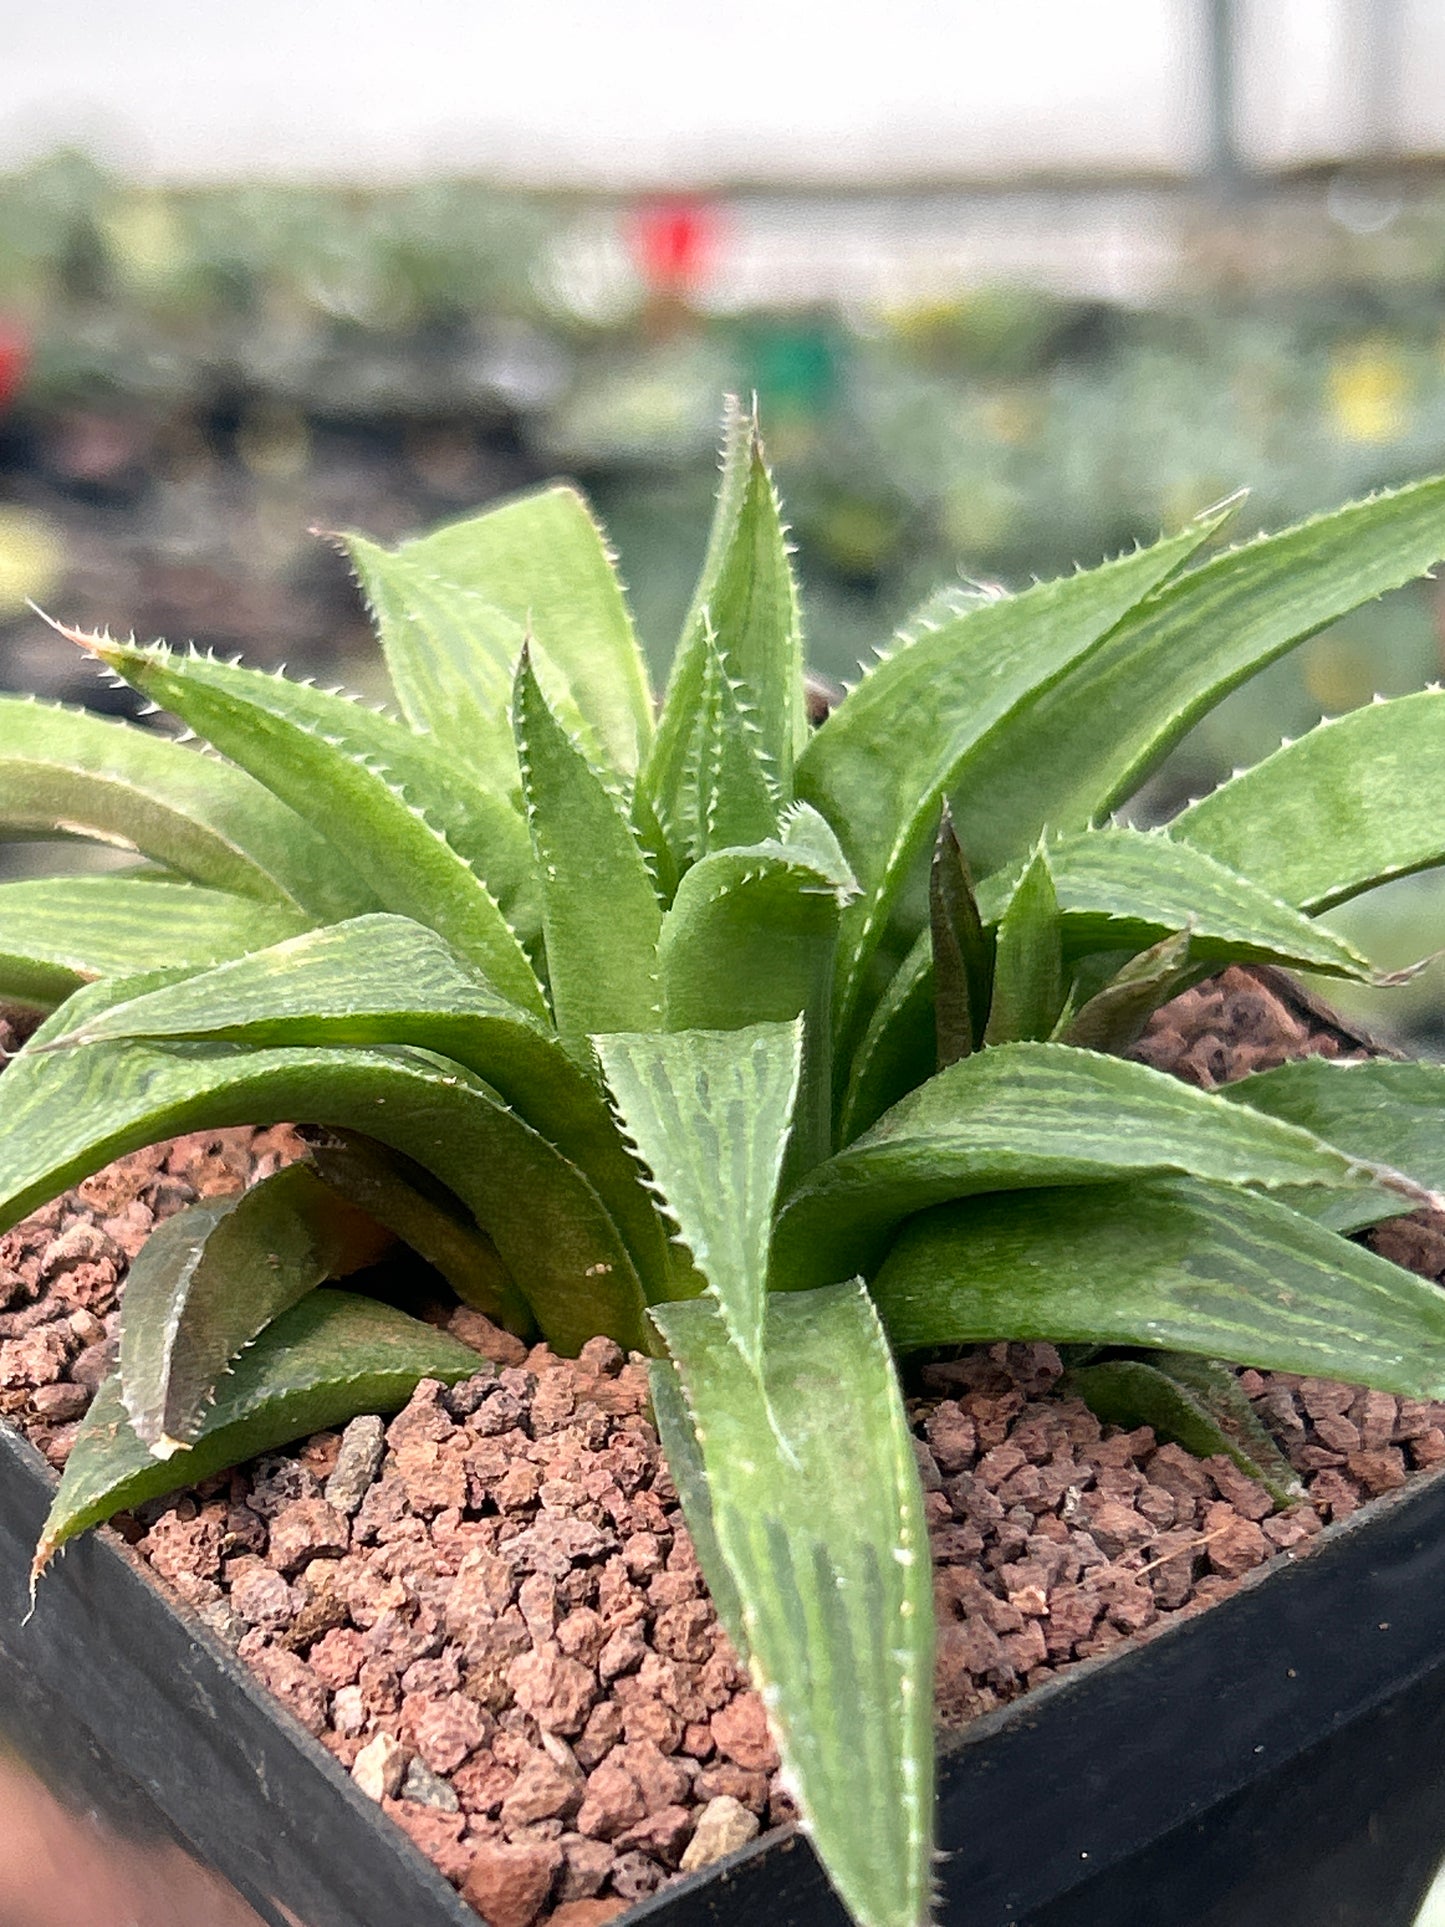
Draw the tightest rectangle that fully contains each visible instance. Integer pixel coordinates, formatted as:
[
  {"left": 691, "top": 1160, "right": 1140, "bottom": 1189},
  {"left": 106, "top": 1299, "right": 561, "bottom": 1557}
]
[{"left": 4, "top": 966, "right": 1445, "bottom": 1927}]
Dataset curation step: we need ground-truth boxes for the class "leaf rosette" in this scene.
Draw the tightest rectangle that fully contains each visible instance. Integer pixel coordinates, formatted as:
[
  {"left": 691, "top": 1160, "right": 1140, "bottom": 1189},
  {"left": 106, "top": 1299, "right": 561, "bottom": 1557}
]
[{"left": 8, "top": 401, "right": 1445, "bottom": 1927}]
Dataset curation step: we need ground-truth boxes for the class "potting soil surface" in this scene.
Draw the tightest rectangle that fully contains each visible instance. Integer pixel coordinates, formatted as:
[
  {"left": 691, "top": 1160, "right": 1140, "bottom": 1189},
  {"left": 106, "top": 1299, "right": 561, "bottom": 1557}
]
[{"left": 3, "top": 967, "right": 1444, "bottom": 1927}]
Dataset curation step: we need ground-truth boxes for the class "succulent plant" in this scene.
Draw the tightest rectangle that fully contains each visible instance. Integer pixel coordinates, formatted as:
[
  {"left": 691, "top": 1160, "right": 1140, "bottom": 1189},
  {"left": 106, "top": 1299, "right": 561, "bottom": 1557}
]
[{"left": 8, "top": 401, "right": 1445, "bottom": 1927}]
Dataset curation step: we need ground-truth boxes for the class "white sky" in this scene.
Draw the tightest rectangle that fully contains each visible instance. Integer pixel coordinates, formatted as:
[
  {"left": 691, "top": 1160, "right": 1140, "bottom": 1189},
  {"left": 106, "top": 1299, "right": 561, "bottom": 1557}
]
[
  {"left": 0, "top": 0, "right": 1201, "bottom": 184},
  {"left": 0, "top": 0, "right": 1438, "bottom": 186}
]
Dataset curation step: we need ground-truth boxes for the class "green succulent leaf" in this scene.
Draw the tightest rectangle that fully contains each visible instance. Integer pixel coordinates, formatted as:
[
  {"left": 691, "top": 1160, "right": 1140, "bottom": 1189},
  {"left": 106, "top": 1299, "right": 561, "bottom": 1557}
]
[
  {"left": 0, "top": 1032, "right": 650, "bottom": 1354},
  {"left": 1061, "top": 1351, "right": 1303, "bottom": 1507},
  {"left": 947, "top": 472, "right": 1445, "bottom": 875},
  {"left": 929, "top": 806, "right": 992, "bottom": 1065},
  {"left": 513, "top": 649, "right": 662, "bottom": 1055},
  {"left": 0, "top": 874, "right": 306, "bottom": 1010},
  {"left": 0, "top": 695, "right": 371, "bottom": 921},
  {"left": 63, "top": 629, "right": 537, "bottom": 930},
  {"left": 348, "top": 484, "right": 653, "bottom": 783},
  {"left": 674, "top": 628, "right": 780, "bottom": 862},
  {"left": 75, "top": 632, "right": 546, "bottom": 1014},
  {"left": 659, "top": 804, "right": 855, "bottom": 1179},
  {"left": 837, "top": 928, "right": 937, "bottom": 1146},
  {"left": 1169, "top": 689, "right": 1445, "bottom": 914},
  {"left": 38, "top": 915, "right": 670, "bottom": 1299},
  {"left": 1220, "top": 1058, "right": 1445, "bottom": 1230},
  {"left": 797, "top": 512, "right": 1223, "bottom": 1045},
  {"left": 692, "top": 428, "right": 805, "bottom": 796},
  {"left": 652, "top": 1285, "right": 933, "bottom": 1927},
  {"left": 670, "top": 398, "right": 754, "bottom": 673},
  {"left": 119, "top": 1160, "right": 394, "bottom": 1456},
  {"left": 299, "top": 1129, "right": 532, "bottom": 1333},
  {"left": 21, "top": 969, "right": 191, "bottom": 1051},
  {"left": 1059, "top": 928, "right": 1201, "bottom": 1053},
  {"left": 772, "top": 1041, "right": 1399, "bottom": 1293},
  {"left": 975, "top": 828, "right": 1379, "bottom": 980},
  {"left": 644, "top": 399, "right": 756, "bottom": 832},
  {"left": 628, "top": 782, "right": 682, "bottom": 907},
  {"left": 872, "top": 1175, "right": 1445, "bottom": 1400},
  {"left": 840, "top": 825, "right": 1381, "bottom": 1100},
  {"left": 345, "top": 532, "right": 521, "bottom": 795},
  {"left": 648, "top": 1358, "right": 747, "bottom": 1655},
  {"left": 595, "top": 1021, "right": 803, "bottom": 1365},
  {"left": 983, "top": 844, "right": 1065, "bottom": 1045},
  {"left": 647, "top": 404, "right": 804, "bottom": 850},
  {"left": 36, "top": 1290, "right": 480, "bottom": 1582}
]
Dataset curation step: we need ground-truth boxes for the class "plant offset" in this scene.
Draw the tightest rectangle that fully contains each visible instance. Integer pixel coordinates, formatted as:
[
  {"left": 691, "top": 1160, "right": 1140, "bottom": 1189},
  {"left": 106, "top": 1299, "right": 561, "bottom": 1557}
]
[{"left": 7, "top": 405, "right": 1445, "bottom": 1926}]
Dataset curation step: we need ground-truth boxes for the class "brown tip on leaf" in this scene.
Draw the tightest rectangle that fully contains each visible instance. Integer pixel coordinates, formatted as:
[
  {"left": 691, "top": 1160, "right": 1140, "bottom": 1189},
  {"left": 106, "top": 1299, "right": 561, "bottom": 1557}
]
[
  {"left": 1373, "top": 947, "right": 1445, "bottom": 988},
  {"left": 28, "top": 1537, "right": 55, "bottom": 1605},
  {"left": 1381, "top": 1170, "right": 1445, "bottom": 1219},
  {"left": 27, "top": 605, "right": 120, "bottom": 662},
  {"left": 22, "top": 1032, "right": 86, "bottom": 1057}
]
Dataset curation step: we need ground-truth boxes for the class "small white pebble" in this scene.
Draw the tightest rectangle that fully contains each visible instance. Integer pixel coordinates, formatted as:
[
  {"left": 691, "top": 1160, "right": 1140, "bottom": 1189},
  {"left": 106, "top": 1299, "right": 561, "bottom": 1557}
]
[
  {"left": 680, "top": 1795, "right": 759, "bottom": 1874},
  {"left": 332, "top": 1685, "right": 366, "bottom": 1736},
  {"left": 351, "top": 1729, "right": 407, "bottom": 1803}
]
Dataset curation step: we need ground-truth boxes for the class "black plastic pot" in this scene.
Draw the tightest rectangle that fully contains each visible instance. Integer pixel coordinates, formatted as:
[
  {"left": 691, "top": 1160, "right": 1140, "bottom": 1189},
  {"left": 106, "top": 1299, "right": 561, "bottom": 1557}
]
[{"left": 5, "top": 1416, "right": 1445, "bottom": 1927}]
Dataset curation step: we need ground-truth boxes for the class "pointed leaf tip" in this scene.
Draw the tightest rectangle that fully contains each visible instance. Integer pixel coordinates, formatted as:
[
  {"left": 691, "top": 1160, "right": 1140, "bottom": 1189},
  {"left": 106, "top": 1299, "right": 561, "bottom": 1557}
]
[
  {"left": 119, "top": 1161, "right": 393, "bottom": 1454},
  {"left": 513, "top": 651, "right": 663, "bottom": 1054},
  {"left": 595, "top": 1020, "right": 801, "bottom": 1363},
  {"left": 1063, "top": 1351, "right": 1303, "bottom": 1508},
  {"left": 32, "top": 609, "right": 118, "bottom": 660},
  {"left": 35, "top": 1291, "right": 482, "bottom": 1585},
  {"left": 930, "top": 805, "right": 993, "bottom": 1066}
]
